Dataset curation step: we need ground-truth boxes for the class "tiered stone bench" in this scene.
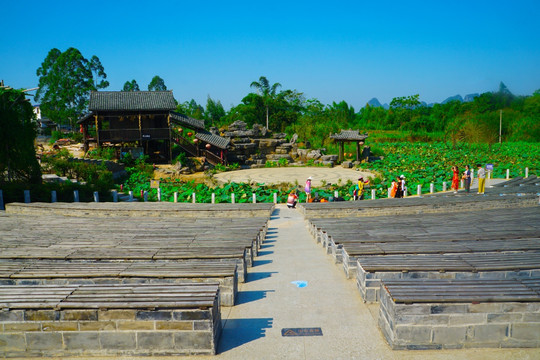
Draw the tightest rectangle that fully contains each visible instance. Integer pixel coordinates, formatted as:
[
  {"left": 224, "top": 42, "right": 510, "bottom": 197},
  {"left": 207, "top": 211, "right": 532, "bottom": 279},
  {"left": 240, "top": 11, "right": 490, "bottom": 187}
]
[
  {"left": 5, "top": 202, "right": 275, "bottom": 218},
  {"left": 0, "top": 259, "right": 238, "bottom": 306},
  {"left": 379, "top": 278, "right": 540, "bottom": 349},
  {"left": 0, "top": 283, "right": 221, "bottom": 357},
  {"left": 356, "top": 252, "right": 540, "bottom": 302}
]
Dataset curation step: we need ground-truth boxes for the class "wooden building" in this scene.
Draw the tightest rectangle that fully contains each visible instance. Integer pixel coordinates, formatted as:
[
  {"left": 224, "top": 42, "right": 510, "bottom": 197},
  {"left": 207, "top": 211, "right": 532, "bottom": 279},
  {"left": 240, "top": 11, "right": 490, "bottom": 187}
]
[{"left": 78, "top": 91, "right": 229, "bottom": 164}]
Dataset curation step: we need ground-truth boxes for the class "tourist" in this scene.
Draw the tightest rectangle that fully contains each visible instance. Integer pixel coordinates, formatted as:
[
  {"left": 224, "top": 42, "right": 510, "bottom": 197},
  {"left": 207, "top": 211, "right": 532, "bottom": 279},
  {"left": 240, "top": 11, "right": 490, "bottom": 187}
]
[
  {"left": 287, "top": 191, "right": 299, "bottom": 209},
  {"left": 305, "top": 176, "right": 312, "bottom": 202},
  {"left": 451, "top": 166, "right": 460, "bottom": 193},
  {"left": 390, "top": 179, "right": 398, "bottom": 198},
  {"left": 477, "top": 164, "right": 486, "bottom": 194},
  {"left": 399, "top": 175, "right": 407, "bottom": 197},
  {"left": 395, "top": 176, "right": 404, "bottom": 198},
  {"left": 354, "top": 177, "right": 370, "bottom": 200},
  {"left": 463, "top": 165, "right": 471, "bottom": 193}
]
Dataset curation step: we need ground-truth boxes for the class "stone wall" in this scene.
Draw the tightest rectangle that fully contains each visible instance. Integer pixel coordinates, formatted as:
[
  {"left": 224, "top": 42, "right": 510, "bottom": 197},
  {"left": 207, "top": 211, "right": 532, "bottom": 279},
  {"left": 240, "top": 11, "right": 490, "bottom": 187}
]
[
  {"left": 0, "top": 306, "right": 221, "bottom": 357},
  {"left": 379, "top": 288, "right": 540, "bottom": 349}
]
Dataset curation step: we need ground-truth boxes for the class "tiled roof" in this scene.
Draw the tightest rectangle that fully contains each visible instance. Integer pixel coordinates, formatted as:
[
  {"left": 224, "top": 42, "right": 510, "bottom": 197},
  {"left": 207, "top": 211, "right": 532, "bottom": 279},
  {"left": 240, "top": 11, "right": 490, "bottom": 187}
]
[
  {"left": 89, "top": 91, "right": 177, "bottom": 111},
  {"left": 329, "top": 130, "right": 369, "bottom": 141},
  {"left": 77, "top": 112, "right": 94, "bottom": 124},
  {"left": 196, "top": 131, "right": 230, "bottom": 149},
  {"left": 170, "top": 111, "right": 206, "bottom": 131}
]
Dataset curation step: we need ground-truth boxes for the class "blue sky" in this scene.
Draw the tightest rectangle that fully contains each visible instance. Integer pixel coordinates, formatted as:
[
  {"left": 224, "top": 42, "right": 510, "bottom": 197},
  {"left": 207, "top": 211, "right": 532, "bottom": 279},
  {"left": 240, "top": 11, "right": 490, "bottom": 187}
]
[{"left": 2, "top": 0, "right": 539, "bottom": 109}]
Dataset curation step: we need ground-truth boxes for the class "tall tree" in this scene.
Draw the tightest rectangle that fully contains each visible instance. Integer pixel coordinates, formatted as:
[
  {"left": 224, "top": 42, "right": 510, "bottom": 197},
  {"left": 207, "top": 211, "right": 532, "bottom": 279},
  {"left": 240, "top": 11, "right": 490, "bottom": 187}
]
[
  {"left": 0, "top": 88, "right": 41, "bottom": 183},
  {"left": 250, "top": 76, "right": 282, "bottom": 130},
  {"left": 88, "top": 55, "right": 109, "bottom": 90},
  {"left": 147, "top": 76, "right": 167, "bottom": 91},
  {"left": 122, "top": 80, "right": 140, "bottom": 92},
  {"left": 35, "top": 47, "right": 102, "bottom": 128},
  {"left": 205, "top": 96, "right": 225, "bottom": 127}
]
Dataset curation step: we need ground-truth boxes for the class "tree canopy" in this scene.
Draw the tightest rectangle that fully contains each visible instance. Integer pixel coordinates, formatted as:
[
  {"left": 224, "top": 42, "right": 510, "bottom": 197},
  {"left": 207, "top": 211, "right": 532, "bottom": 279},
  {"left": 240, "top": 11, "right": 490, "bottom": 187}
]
[
  {"left": 0, "top": 88, "right": 41, "bottom": 183},
  {"left": 148, "top": 76, "right": 167, "bottom": 91},
  {"left": 122, "top": 80, "right": 140, "bottom": 92},
  {"left": 35, "top": 48, "right": 108, "bottom": 128}
]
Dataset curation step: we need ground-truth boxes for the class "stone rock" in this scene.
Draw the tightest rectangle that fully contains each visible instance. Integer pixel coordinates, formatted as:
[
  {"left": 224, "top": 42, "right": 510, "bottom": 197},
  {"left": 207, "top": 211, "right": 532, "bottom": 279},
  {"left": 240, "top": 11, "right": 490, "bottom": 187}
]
[
  {"left": 258, "top": 139, "right": 280, "bottom": 148},
  {"left": 233, "top": 142, "right": 257, "bottom": 150},
  {"left": 321, "top": 155, "right": 338, "bottom": 162},
  {"left": 306, "top": 149, "right": 322, "bottom": 160},
  {"left": 265, "top": 154, "right": 293, "bottom": 161},
  {"left": 321, "top": 161, "right": 334, "bottom": 167},
  {"left": 272, "top": 132, "right": 287, "bottom": 139},
  {"left": 342, "top": 161, "right": 353, "bottom": 168}
]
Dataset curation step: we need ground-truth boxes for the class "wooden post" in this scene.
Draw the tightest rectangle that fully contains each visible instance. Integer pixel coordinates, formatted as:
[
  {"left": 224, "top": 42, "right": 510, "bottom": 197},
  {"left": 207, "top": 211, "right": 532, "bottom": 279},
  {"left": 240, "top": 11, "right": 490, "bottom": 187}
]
[
  {"left": 339, "top": 142, "right": 344, "bottom": 162},
  {"left": 356, "top": 142, "right": 360, "bottom": 162},
  {"left": 94, "top": 114, "right": 100, "bottom": 147},
  {"left": 138, "top": 113, "right": 142, "bottom": 143},
  {"left": 167, "top": 113, "right": 172, "bottom": 163}
]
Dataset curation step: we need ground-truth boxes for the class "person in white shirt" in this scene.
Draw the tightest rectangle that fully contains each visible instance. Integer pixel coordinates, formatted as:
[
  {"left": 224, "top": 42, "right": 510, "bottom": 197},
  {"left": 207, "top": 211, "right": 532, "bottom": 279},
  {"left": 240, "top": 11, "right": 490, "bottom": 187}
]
[{"left": 476, "top": 164, "right": 486, "bottom": 194}]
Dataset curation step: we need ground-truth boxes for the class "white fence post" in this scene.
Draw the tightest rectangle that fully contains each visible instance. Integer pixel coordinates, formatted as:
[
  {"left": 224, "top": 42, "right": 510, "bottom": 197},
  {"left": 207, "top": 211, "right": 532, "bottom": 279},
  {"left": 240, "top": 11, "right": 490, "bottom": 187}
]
[
  {"left": 334, "top": 190, "right": 339, "bottom": 199},
  {"left": 371, "top": 189, "right": 376, "bottom": 200},
  {"left": 0, "top": 190, "right": 4, "bottom": 210},
  {"left": 24, "top": 190, "right": 31, "bottom": 203},
  {"left": 442, "top": 182, "right": 447, "bottom": 192},
  {"left": 460, "top": 179, "right": 464, "bottom": 189},
  {"left": 417, "top": 184, "right": 422, "bottom": 197},
  {"left": 111, "top": 190, "right": 118, "bottom": 203},
  {"left": 211, "top": 193, "right": 215, "bottom": 204},
  {"left": 143, "top": 191, "right": 148, "bottom": 202},
  {"left": 93, "top": 191, "right": 99, "bottom": 202},
  {"left": 430, "top": 183, "right": 434, "bottom": 193},
  {"left": 404, "top": 188, "right": 408, "bottom": 197},
  {"left": 174, "top": 192, "right": 178, "bottom": 203},
  {"left": 129, "top": 191, "right": 133, "bottom": 201},
  {"left": 273, "top": 193, "right": 277, "bottom": 204},
  {"left": 388, "top": 188, "right": 391, "bottom": 198},
  {"left": 73, "top": 190, "right": 79, "bottom": 202},
  {"left": 252, "top": 193, "right": 256, "bottom": 203},
  {"left": 231, "top": 193, "right": 235, "bottom": 204},
  {"left": 157, "top": 188, "right": 161, "bottom": 202},
  {"left": 525, "top": 167, "right": 529, "bottom": 178},
  {"left": 192, "top": 192, "right": 196, "bottom": 203},
  {"left": 51, "top": 191, "right": 57, "bottom": 203},
  {"left": 506, "top": 169, "right": 510, "bottom": 180}
]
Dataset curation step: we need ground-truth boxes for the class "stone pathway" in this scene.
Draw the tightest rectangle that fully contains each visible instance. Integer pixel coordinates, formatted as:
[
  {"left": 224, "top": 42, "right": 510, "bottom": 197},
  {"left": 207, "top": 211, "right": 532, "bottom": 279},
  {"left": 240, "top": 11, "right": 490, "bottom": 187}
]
[
  {"left": 213, "top": 167, "right": 373, "bottom": 187},
  {"left": 211, "top": 205, "right": 537, "bottom": 359}
]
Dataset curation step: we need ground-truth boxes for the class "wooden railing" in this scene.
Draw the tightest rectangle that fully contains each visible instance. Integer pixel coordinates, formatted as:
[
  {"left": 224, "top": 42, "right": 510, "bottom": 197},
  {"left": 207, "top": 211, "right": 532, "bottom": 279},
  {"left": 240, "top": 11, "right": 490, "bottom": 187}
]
[{"left": 171, "top": 132, "right": 198, "bottom": 157}]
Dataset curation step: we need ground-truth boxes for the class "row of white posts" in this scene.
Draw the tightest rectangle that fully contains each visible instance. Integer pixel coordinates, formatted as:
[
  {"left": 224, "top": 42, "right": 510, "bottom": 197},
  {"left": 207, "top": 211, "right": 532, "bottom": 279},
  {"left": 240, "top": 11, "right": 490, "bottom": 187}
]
[{"left": 0, "top": 167, "right": 532, "bottom": 209}]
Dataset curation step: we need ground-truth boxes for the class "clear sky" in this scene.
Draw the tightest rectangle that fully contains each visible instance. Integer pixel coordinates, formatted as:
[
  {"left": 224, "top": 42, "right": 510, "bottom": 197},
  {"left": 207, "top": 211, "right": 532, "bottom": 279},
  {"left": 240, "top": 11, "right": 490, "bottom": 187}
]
[{"left": 1, "top": 0, "right": 539, "bottom": 109}]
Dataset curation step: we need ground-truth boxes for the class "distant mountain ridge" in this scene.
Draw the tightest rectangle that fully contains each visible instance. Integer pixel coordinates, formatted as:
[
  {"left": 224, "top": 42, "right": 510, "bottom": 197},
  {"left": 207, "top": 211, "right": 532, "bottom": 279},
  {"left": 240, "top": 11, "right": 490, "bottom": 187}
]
[{"left": 366, "top": 93, "right": 480, "bottom": 109}]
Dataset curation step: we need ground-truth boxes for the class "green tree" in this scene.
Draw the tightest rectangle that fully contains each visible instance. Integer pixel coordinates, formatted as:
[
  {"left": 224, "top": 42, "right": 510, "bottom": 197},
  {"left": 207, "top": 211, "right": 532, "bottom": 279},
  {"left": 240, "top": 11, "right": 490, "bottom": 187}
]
[
  {"left": 122, "top": 80, "right": 140, "bottom": 92},
  {"left": 0, "top": 88, "right": 42, "bottom": 183},
  {"left": 35, "top": 47, "right": 103, "bottom": 128},
  {"left": 205, "top": 96, "right": 226, "bottom": 127},
  {"left": 148, "top": 75, "right": 167, "bottom": 91},
  {"left": 250, "top": 76, "right": 282, "bottom": 130},
  {"left": 88, "top": 55, "right": 109, "bottom": 89}
]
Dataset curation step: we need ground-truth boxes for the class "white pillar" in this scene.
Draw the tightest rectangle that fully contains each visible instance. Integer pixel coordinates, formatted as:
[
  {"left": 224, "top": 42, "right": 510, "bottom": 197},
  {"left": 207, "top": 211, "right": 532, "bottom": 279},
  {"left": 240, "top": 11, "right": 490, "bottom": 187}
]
[
  {"left": 174, "top": 192, "right": 178, "bottom": 203},
  {"left": 93, "top": 191, "right": 99, "bottom": 202},
  {"left": 334, "top": 190, "right": 339, "bottom": 199},
  {"left": 143, "top": 191, "right": 148, "bottom": 202},
  {"left": 24, "top": 190, "right": 30, "bottom": 203},
  {"left": 111, "top": 190, "right": 118, "bottom": 203},
  {"left": 417, "top": 184, "right": 422, "bottom": 197},
  {"left": 129, "top": 191, "right": 133, "bottom": 201},
  {"left": 231, "top": 193, "right": 235, "bottom": 204},
  {"left": 403, "top": 189, "right": 408, "bottom": 197},
  {"left": 430, "top": 183, "right": 434, "bottom": 193},
  {"left": 74, "top": 190, "right": 80, "bottom": 202},
  {"left": 388, "top": 188, "right": 391, "bottom": 198},
  {"left": 192, "top": 192, "right": 196, "bottom": 203},
  {"left": 525, "top": 167, "right": 529, "bottom": 178},
  {"left": 506, "top": 169, "right": 510, "bottom": 180},
  {"left": 442, "top": 182, "right": 447, "bottom": 192},
  {"left": 252, "top": 193, "right": 256, "bottom": 203},
  {"left": 273, "top": 193, "right": 277, "bottom": 204},
  {"left": 371, "top": 189, "right": 376, "bottom": 200},
  {"left": 211, "top": 193, "right": 215, "bottom": 204},
  {"left": 157, "top": 188, "right": 161, "bottom": 202},
  {"left": 51, "top": 190, "right": 57, "bottom": 203}
]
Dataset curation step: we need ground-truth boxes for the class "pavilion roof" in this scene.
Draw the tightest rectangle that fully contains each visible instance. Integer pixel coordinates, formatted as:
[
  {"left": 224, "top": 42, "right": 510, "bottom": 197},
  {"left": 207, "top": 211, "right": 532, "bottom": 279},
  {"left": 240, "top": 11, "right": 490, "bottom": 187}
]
[
  {"left": 195, "top": 130, "right": 230, "bottom": 150},
  {"left": 88, "top": 91, "right": 177, "bottom": 112},
  {"left": 170, "top": 111, "right": 206, "bottom": 131},
  {"left": 329, "top": 130, "right": 369, "bottom": 141}
]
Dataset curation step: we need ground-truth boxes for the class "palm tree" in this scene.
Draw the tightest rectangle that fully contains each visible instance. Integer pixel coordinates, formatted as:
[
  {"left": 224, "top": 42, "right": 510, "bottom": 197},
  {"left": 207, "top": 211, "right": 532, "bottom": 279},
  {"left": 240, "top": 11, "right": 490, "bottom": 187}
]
[{"left": 250, "top": 76, "right": 281, "bottom": 130}]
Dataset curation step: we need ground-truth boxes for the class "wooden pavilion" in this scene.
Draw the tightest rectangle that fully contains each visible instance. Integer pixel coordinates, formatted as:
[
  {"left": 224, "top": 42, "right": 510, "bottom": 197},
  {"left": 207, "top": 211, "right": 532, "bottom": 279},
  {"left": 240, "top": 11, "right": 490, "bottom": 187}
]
[
  {"left": 329, "top": 130, "right": 369, "bottom": 162},
  {"left": 78, "top": 91, "right": 229, "bottom": 164}
]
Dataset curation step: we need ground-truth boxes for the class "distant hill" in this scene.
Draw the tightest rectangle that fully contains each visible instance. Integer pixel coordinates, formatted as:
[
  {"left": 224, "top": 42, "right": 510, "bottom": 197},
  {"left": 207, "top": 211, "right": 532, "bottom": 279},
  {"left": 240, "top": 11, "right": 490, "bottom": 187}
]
[
  {"left": 367, "top": 98, "right": 389, "bottom": 109},
  {"left": 463, "top": 93, "right": 480, "bottom": 102},
  {"left": 441, "top": 95, "right": 463, "bottom": 104},
  {"left": 364, "top": 93, "right": 481, "bottom": 109}
]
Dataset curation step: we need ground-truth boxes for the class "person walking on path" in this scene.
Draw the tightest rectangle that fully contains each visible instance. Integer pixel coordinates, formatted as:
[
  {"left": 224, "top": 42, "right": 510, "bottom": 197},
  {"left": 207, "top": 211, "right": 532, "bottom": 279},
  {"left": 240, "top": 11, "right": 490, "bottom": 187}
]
[
  {"left": 395, "top": 176, "right": 404, "bottom": 198},
  {"left": 354, "top": 177, "right": 370, "bottom": 200},
  {"left": 477, "top": 164, "right": 486, "bottom": 194},
  {"left": 390, "top": 179, "right": 398, "bottom": 198},
  {"left": 451, "top": 166, "right": 460, "bottom": 193},
  {"left": 463, "top": 165, "right": 472, "bottom": 193},
  {"left": 305, "top": 176, "right": 312, "bottom": 202}
]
